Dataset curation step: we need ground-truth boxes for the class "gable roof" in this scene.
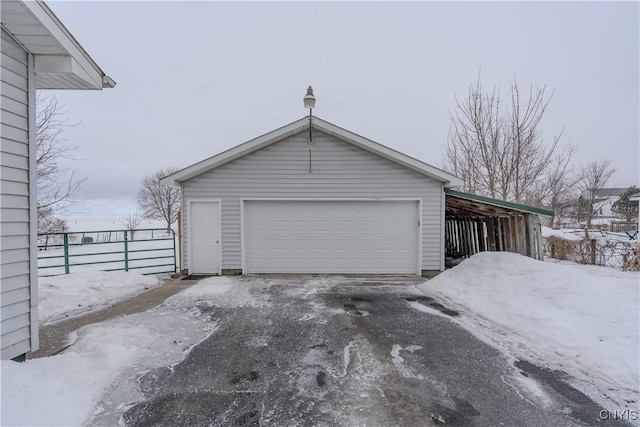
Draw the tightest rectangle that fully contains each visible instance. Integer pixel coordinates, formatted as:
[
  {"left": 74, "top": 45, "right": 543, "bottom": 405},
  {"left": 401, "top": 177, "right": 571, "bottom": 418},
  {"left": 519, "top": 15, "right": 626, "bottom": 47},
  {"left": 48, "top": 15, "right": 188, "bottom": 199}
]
[
  {"left": 161, "top": 116, "right": 463, "bottom": 188},
  {"left": 1, "top": 0, "right": 115, "bottom": 89},
  {"left": 593, "top": 187, "right": 628, "bottom": 198}
]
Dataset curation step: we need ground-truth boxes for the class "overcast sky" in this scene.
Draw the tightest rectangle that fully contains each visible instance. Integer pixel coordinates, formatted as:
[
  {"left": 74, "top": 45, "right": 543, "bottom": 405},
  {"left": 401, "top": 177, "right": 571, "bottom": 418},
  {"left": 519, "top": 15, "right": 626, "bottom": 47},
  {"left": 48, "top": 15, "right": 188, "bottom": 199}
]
[{"left": 45, "top": 1, "right": 639, "bottom": 216}]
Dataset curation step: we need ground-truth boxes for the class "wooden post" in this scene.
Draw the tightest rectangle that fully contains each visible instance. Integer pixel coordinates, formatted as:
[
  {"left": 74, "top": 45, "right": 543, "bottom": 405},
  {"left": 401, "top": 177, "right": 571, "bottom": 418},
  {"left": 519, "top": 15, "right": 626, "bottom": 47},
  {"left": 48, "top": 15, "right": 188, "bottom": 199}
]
[
  {"left": 512, "top": 217, "right": 518, "bottom": 253},
  {"left": 487, "top": 218, "right": 495, "bottom": 251},
  {"left": 464, "top": 219, "right": 470, "bottom": 256},
  {"left": 524, "top": 215, "right": 532, "bottom": 258},
  {"left": 535, "top": 216, "right": 544, "bottom": 260},
  {"left": 590, "top": 239, "right": 596, "bottom": 265},
  {"left": 517, "top": 216, "right": 524, "bottom": 255},
  {"left": 462, "top": 220, "right": 468, "bottom": 256},
  {"left": 511, "top": 216, "right": 520, "bottom": 254},
  {"left": 472, "top": 219, "right": 478, "bottom": 254},
  {"left": 504, "top": 217, "right": 512, "bottom": 252},
  {"left": 515, "top": 216, "right": 520, "bottom": 253},
  {"left": 463, "top": 220, "right": 470, "bottom": 257},
  {"left": 460, "top": 219, "right": 465, "bottom": 256},
  {"left": 477, "top": 219, "right": 486, "bottom": 252},
  {"left": 467, "top": 219, "right": 473, "bottom": 255}
]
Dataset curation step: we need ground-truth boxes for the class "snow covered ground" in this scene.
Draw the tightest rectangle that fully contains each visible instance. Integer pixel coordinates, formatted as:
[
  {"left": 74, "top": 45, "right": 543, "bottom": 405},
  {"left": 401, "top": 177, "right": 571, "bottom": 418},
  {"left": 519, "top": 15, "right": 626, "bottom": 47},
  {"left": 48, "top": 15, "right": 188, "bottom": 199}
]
[
  {"left": 38, "top": 271, "right": 161, "bottom": 324},
  {"left": 542, "top": 226, "right": 585, "bottom": 241},
  {"left": 542, "top": 225, "right": 638, "bottom": 242},
  {"left": 1, "top": 276, "right": 237, "bottom": 426},
  {"left": 38, "top": 229, "right": 178, "bottom": 277},
  {"left": 64, "top": 214, "right": 167, "bottom": 233},
  {"left": 418, "top": 252, "right": 640, "bottom": 413},
  {"left": 2, "top": 256, "right": 638, "bottom": 426}
]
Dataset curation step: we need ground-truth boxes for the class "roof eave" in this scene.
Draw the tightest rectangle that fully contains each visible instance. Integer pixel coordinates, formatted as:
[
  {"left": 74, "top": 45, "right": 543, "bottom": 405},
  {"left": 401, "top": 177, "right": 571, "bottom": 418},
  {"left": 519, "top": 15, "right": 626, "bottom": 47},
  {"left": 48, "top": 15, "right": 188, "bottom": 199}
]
[
  {"left": 445, "top": 189, "right": 555, "bottom": 217},
  {"left": 2, "top": 1, "right": 115, "bottom": 90}
]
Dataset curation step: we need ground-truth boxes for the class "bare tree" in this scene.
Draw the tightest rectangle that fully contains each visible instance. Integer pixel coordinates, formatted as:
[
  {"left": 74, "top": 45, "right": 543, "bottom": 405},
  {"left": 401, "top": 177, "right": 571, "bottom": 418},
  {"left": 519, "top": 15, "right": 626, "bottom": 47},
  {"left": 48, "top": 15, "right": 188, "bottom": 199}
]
[
  {"left": 505, "top": 82, "right": 563, "bottom": 202},
  {"left": 443, "top": 76, "right": 570, "bottom": 203},
  {"left": 35, "top": 94, "right": 83, "bottom": 232},
  {"left": 578, "top": 160, "right": 616, "bottom": 229},
  {"left": 524, "top": 144, "right": 581, "bottom": 226},
  {"left": 121, "top": 211, "right": 143, "bottom": 240},
  {"left": 137, "top": 167, "right": 180, "bottom": 230},
  {"left": 444, "top": 78, "right": 502, "bottom": 198},
  {"left": 37, "top": 206, "right": 68, "bottom": 234}
]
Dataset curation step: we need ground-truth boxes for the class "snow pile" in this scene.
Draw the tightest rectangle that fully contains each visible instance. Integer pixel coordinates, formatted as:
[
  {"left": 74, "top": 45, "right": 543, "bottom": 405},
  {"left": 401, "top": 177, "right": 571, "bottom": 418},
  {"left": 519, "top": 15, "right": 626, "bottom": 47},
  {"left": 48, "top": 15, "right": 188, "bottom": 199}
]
[
  {"left": 38, "top": 271, "right": 160, "bottom": 324},
  {"left": 418, "top": 252, "right": 639, "bottom": 408},
  {"left": 1, "top": 283, "right": 217, "bottom": 427},
  {"left": 1, "top": 323, "right": 153, "bottom": 426}
]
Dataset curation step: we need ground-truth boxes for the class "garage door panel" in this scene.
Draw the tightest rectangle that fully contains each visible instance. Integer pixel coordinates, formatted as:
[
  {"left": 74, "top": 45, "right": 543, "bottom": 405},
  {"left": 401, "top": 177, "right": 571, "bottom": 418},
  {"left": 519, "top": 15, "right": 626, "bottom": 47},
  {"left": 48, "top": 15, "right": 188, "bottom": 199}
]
[{"left": 244, "top": 200, "right": 419, "bottom": 274}]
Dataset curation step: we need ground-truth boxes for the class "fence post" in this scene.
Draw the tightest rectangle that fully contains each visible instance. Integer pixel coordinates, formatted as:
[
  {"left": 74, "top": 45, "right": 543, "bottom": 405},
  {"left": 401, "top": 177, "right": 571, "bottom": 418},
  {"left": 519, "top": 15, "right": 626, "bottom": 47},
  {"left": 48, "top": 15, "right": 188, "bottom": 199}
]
[
  {"left": 63, "top": 232, "right": 70, "bottom": 274},
  {"left": 177, "top": 211, "right": 182, "bottom": 273},
  {"left": 171, "top": 229, "right": 177, "bottom": 273},
  {"left": 124, "top": 230, "right": 129, "bottom": 272},
  {"left": 590, "top": 239, "right": 596, "bottom": 265}
]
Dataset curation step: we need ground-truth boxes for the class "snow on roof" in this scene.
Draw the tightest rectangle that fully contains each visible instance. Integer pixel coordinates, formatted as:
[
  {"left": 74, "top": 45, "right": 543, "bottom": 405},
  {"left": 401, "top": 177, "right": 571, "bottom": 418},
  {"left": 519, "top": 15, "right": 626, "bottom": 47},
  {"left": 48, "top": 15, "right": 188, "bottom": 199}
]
[{"left": 592, "top": 188, "right": 629, "bottom": 198}]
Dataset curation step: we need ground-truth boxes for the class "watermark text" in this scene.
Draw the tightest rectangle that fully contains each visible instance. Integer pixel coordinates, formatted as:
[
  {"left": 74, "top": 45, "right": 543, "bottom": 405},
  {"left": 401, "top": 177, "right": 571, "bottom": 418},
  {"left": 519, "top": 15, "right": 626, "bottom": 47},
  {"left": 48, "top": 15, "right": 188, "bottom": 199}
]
[{"left": 599, "top": 409, "right": 638, "bottom": 421}]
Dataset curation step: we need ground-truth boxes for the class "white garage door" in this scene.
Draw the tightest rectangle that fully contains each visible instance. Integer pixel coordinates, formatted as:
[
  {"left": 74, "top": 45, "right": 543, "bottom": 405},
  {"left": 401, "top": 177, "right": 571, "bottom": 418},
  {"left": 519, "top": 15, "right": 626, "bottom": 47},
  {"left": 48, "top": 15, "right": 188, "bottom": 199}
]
[{"left": 244, "top": 200, "right": 419, "bottom": 274}]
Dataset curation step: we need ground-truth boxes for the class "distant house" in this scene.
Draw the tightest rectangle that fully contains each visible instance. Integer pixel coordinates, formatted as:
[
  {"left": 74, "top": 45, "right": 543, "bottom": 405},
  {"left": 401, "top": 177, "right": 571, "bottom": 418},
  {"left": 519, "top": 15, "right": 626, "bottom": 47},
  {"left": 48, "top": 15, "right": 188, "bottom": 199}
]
[
  {"left": 1, "top": 1, "right": 114, "bottom": 361},
  {"left": 592, "top": 187, "right": 629, "bottom": 218},
  {"left": 161, "top": 116, "right": 551, "bottom": 277}
]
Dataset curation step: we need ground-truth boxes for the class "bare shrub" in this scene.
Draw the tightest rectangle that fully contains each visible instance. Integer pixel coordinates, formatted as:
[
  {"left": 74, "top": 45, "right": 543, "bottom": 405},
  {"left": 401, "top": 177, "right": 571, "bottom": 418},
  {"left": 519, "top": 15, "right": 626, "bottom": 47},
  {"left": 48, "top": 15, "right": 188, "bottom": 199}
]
[
  {"left": 544, "top": 236, "right": 637, "bottom": 270},
  {"left": 622, "top": 243, "right": 640, "bottom": 272}
]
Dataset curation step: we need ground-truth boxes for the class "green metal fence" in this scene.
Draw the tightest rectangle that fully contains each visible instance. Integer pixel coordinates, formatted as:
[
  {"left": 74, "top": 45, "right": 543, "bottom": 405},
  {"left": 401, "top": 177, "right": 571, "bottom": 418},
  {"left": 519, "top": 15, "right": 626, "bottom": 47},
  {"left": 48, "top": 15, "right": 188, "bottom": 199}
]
[{"left": 38, "top": 228, "right": 177, "bottom": 277}]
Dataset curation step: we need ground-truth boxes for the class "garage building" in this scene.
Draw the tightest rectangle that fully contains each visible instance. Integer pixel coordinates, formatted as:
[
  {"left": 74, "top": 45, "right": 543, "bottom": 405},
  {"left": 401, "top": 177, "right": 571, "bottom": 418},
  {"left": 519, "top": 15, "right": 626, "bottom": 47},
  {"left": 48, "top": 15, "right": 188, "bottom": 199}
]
[{"left": 161, "top": 117, "right": 463, "bottom": 276}]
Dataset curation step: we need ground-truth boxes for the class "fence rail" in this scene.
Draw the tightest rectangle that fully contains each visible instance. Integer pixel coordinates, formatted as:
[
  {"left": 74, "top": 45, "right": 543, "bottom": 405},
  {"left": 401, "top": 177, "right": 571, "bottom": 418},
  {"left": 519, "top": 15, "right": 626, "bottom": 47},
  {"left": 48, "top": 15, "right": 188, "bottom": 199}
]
[{"left": 38, "top": 228, "right": 177, "bottom": 277}]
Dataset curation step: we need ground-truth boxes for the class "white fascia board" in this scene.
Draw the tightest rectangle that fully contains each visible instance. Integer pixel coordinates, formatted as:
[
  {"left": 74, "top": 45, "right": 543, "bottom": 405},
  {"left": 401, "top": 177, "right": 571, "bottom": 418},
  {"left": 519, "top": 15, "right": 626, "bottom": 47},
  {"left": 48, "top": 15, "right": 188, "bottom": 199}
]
[
  {"left": 312, "top": 117, "right": 464, "bottom": 188},
  {"left": 21, "top": 1, "right": 112, "bottom": 89}
]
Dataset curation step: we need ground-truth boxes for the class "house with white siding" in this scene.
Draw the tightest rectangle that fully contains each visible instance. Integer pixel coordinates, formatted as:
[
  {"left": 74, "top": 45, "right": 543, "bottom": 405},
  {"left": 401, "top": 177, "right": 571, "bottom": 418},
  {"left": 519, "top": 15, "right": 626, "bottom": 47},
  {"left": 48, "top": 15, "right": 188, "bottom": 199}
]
[
  {"left": 1, "top": 0, "right": 114, "bottom": 361},
  {"left": 162, "top": 116, "right": 464, "bottom": 277}
]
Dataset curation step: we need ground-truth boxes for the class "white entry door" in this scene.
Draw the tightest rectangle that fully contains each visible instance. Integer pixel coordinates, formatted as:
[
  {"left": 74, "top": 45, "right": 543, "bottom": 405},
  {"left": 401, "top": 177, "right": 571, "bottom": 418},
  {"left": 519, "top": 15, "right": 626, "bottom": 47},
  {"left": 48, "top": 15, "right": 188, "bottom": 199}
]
[
  {"left": 244, "top": 200, "right": 419, "bottom": 274},
  {"left": 190, "top": 201, "right": 220, "bottom": 274}
]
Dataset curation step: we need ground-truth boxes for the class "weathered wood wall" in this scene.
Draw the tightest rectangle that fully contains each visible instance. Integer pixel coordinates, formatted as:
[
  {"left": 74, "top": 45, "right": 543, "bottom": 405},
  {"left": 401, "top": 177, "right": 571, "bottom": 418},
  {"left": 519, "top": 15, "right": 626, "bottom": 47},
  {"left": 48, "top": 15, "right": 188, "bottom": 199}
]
[{"left": 445, "top": 214, "right": 543, "bottom": 261}]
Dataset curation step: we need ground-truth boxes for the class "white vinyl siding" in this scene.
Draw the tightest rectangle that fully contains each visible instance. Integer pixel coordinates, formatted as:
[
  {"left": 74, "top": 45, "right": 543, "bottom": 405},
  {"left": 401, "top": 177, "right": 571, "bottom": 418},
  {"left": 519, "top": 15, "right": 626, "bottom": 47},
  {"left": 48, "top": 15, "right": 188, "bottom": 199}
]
[
  {"left": 1, "top": 28, "right": 34, "bottom": 359},
  {"left": 182, "top": 130, "right": 444, "bottom": 272}
]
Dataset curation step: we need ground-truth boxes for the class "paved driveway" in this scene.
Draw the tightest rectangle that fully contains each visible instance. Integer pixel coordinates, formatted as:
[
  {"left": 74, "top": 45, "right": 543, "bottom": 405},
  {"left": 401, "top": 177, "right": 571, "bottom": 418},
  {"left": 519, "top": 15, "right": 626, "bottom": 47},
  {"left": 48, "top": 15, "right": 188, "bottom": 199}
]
[{"left": 112, "top": 276, "right": 613, "bottom": 426}]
